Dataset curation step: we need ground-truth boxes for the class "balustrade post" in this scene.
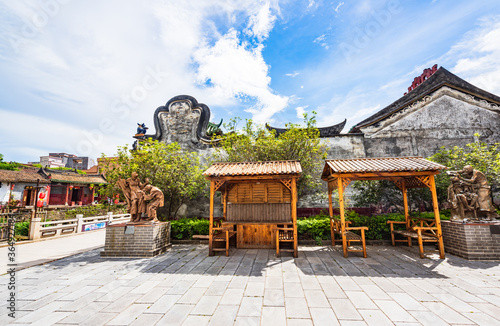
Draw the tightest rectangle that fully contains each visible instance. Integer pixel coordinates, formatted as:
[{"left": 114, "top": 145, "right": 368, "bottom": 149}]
[
  {"left": 29, "top": 218, "right": 41, "bottom": 240},
  {"left": 76, "top": 214, "right": 84, "bottom": 233},
  {"left": 107, "top": 212, "right": 113, "bottom": 225}
]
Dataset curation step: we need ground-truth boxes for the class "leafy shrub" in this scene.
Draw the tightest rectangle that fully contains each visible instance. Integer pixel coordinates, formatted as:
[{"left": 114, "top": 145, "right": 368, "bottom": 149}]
[
  {"left": 347, "top": 210, "right": 450, "bottom": 240},
  {"left": 297, "top": 215, "right": 331, "bottom": 240},
  {"left": 15, "top": 221, "right": 30, "bottom": 236},
  {"left": 168, "top": 212, "right": 450, "bottom": 241},
  {"left": 297, "top": 210, "right": 450, "bottom": 241},
  {"left": 171, "top": 218, "right": 210, "bottom": 240}
]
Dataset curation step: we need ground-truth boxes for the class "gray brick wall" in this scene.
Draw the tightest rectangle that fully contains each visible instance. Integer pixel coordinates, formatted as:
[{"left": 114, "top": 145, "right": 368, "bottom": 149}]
[
  {"left": 101, "top": 222, "right": 171, "bottom": 257},
  {"left": 442, "top": 221, "right": 500, "bottom": 260}
]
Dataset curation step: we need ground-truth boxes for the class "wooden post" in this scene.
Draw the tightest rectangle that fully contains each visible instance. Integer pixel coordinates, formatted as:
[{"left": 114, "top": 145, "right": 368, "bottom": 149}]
[
  {"left": 291, "top": 178, "right": 298, "bottom": 258},
  {"left": 64, "top": 184, "right": 69, "bottom": 205},
  {"left": 429, "top": 175, "right": 445, "bottom": 259},
  {"left": 402, "top": 179, "right": 411, "bottom": 247},
  {"left": 79, "top": 187, "right": 84, "bottom": 205},
  {"left": 328, "top": 187, "right": 335, "bottom": 246},
  {"left": 223, "top": 189, "right": 227, "bottom": 221},
  {"left": 209, "top": 180, "right": 215, "bottom": 256},
  {"left": 337, "top": 177, "right": 348, "bottom": 258}
]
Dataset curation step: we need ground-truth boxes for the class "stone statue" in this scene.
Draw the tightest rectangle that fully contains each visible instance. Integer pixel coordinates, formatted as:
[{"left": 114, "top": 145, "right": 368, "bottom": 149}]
[
  {"left": 143, "top": 185, "right": 164, "bottom": 222},
  {"left": 116, "top": 172, "right": 149, "bottom": 222},
  {"left": 447, "top": 166, "right": 498, "bottom": 221},
  {"left": 136, "top": 123, "right": 148, "bottom": 135}
]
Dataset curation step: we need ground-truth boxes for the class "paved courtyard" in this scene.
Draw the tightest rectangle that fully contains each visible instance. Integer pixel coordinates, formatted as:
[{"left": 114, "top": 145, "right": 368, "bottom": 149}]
[{"left": 2, "top": 244, "right": 500, "bottom": 326}]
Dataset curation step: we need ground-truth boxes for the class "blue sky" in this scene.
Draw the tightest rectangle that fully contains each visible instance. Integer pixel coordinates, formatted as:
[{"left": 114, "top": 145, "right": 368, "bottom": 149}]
[{"left": 1, "top": 0, "right": 500, "bottom": 163}]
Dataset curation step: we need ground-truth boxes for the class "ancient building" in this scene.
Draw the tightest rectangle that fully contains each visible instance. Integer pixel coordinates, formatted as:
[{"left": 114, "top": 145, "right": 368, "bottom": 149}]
[
  {"left": 349, "top": 66, "right": 500, "bottom": 158},
  {"left": 145, "top": 66, "right": 500, "bottom": 162},
  {"left": 138, "top": 66, "right": 500, "bottom": 216}
]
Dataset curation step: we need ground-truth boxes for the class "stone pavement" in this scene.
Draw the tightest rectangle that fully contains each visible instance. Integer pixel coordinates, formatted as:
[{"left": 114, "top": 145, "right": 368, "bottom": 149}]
[
  {"left": 2, "top": 244, "right": 500, "bottom": 326},
  {"left": 0, "top": 229, "right": 106, "bottom": 272}
]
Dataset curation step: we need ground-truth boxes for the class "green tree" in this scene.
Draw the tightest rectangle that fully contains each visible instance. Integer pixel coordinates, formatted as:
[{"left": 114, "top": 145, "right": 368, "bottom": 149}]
[
  {"left": 213, "top": 112, "right": 327, "bottom": 195},
  {"left": 0, "top": 154, "right": 19, "bottom": 171},
  {"left": 100, "top": 139, "right": 207, "bottom": 219},
  {"left": 351, "top": 180, "right": 432, "bottom": 214},
  {"left": 429, "top": 134, "right": 500, "bottom": 207},
  {"left": 352, "top": 135, "right": 500, "bottom": 211}
]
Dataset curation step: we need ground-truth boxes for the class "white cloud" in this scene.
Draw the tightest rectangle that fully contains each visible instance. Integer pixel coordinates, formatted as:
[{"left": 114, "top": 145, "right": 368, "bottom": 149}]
[
  {"left": 449, "top": 16, "right": 500, "bottom": 95},
  {"left": 295, "top": 105, "right": 309, "bottom": 119},
  {"left": 0, "top": 0, "right": 290, "bottom": 161},
  {"left": 194, "top": 28, "right": 288, "bottom": 124},
  {"left": 285, "top": 72, "right": 300, "bottom": 77},
  {"left": 313, "top": 34, "right": 329, "bottom": 49},
  {"left": 245, "top": 2, "right": 277, "bottom": 41},
  {"left": 335, "top": 2, "right": 345, "bottom": 13}
]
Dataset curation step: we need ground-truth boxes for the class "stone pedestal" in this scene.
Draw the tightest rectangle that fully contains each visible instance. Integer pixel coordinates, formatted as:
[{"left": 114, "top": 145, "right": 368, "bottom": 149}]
[
  {"left": 442, "top": 220, "right": 500, "bottom": 260},
  {"left": 101, "top": 221, "right": 171, "bottom": 258}
]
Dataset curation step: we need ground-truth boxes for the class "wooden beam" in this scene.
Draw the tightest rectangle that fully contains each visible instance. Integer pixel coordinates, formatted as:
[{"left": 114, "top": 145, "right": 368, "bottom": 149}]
[
  {"left": 214, "top": 180, "right": 225, "bottom": 192},
  {"left": 64, "top": 184, "right": 69, "bottom": 205},
  {"left": 223, "top": 189, "right": 227, "bottom": 221},
  {"left": 402, "top": 179, "right": 411, "bottom": 247},
  {"left": 328, "top": 189, "right": 334, "bottom": 246},
  {"left": 209, "top": 180, "right": 215, "bottom": 256},
  {"left": 327, "top": 171, "right": 440, "bottom": 180},
  {"left": 337, "top": 177, "right": 348, "bottom": 258},
  {"left": 205, "top": 175, "right": 301, "bottom": 182},
  {"left": 429, "top": 175, "right": 445, "bottom": 259},
  {"left": 291, "top": 177, "right": 298, "bottom": 258}
]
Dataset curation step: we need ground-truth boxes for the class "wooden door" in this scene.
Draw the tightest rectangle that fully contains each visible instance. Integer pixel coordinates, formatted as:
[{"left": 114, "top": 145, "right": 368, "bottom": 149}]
[{"left": 237, "top": 224, "right": 275, "bottom": 249}]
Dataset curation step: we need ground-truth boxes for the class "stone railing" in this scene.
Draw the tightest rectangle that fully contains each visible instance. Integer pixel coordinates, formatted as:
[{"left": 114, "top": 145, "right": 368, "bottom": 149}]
[{"left": 29, "top": 212, "right": 131, "bottom": 240}]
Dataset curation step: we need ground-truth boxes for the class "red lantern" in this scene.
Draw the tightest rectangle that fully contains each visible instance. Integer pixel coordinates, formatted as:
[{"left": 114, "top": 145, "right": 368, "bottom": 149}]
[{"left": 11, "top": 184, "right": 15, "bottom": 190}]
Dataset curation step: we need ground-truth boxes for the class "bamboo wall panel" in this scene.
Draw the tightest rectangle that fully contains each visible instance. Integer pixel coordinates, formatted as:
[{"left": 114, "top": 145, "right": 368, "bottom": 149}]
[
  {"left": 227, "top": 183, "right": 290, "bottom": 204},
  {"left": 227, "top": 203, "right": 291, "bottom": 222}
]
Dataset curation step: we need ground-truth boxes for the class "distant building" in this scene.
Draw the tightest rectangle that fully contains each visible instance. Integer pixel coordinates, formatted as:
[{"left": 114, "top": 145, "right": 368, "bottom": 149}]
[
  {"left": 0, "top": 168, "right": 50, "bottom": 207},
  {"left": 39, "top": 168, "right": 106, "bottom": 206},
  {"left": 40, "top": 153, "right": 96, "bottom": 170},
  {"left": 0, "top": 166, "right": 107, "bottom": 208}
]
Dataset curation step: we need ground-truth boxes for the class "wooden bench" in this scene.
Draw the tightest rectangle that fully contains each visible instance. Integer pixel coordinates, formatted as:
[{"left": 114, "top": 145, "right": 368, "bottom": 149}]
[
  {"left": 275, "top": 223, "right": 296, "bottom": 257},
  {"left": 387, "top": 217, "right": 442, "bottom": 258},
  {"left": 210, "top": 221, "right": 236, "bottom": 256},
  {"left": 330, "top": 218, "right": 368, "bottom": 258}
]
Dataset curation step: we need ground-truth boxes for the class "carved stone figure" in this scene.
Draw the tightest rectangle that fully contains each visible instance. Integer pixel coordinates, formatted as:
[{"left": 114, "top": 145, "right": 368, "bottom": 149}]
[
  {"left": 143, "top": 185, "right": 164, "bottom": 222},
  {"left": 116, "top": 172, "right": 149, "bottom": 222},
  {"left": 448, "top": 166, "right": 498, "bottom": 221},
  {"left": 136, "top": 123, "right": 148, "bottom": 135}
]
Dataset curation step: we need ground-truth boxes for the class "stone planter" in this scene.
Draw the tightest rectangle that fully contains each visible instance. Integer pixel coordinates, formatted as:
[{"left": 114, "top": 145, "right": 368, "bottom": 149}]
[
  {"left": 101, "top": 221, "right": 171, "bottom": 258},
  {"left": 442, "top": 220, "right": 500, "bottom": 260}
]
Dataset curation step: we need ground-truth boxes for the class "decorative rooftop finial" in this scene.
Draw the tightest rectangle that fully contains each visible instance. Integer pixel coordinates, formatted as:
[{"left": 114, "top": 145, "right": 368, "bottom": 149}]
[
  {"left": 136, "top": 123, "right": 148, "bottom": 135},
  {"left": 404, "top": 64, "right": 438, "bottom": 95}
]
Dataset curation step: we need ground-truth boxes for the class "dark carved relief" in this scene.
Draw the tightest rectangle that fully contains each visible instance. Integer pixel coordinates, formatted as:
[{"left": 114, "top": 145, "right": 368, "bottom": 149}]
[{"left": 137, "top": 95, "right": 222, "bottom": 150}]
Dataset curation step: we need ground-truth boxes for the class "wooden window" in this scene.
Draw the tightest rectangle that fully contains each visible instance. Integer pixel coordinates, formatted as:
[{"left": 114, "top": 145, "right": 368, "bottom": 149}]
[{"left": 227, "top": 182, "right": 291, "bottom": 203}]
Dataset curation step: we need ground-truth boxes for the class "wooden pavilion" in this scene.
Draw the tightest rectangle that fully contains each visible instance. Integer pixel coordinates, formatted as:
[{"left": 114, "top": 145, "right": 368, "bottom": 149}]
[
  {"left": 321, "top": 157, "right": 447, "bottom": 259},
  {"left": 203, "top": 161, "right": 302, "bottom": 257}
]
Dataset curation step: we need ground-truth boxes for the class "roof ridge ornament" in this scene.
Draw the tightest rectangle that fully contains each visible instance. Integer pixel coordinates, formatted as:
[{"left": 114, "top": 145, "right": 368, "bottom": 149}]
[{"left": 404, "top": 64, "right": 438, "bottom": 95}]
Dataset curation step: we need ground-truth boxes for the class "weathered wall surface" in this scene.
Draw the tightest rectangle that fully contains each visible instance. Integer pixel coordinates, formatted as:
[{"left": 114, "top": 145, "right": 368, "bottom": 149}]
[
  {"left": 153, "top": 90, "right": 500, "bottom": 217},
  {"left": 361, "top": 88, "right": 500, "bottom": 158},
  {"left": 321, "top": 134, "right": 365, "bottom": 159}
]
